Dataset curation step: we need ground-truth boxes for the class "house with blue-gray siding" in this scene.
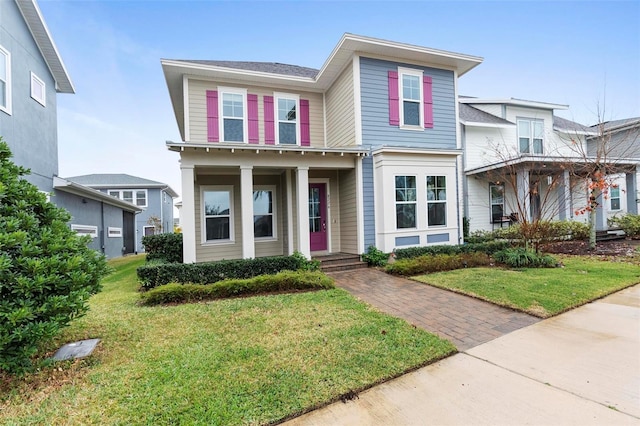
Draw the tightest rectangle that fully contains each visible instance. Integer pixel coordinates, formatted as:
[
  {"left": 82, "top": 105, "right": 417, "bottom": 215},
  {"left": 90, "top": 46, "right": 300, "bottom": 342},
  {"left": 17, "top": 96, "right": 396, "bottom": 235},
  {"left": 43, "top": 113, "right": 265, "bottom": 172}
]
[{"left": 162, "top": 33, "right": 482, "bottom": 262}]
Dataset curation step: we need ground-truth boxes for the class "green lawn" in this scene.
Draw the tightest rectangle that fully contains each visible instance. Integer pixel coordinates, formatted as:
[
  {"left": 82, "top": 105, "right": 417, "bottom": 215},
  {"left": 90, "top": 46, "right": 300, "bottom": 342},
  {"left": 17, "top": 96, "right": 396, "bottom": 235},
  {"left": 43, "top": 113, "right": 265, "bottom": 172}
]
[
  {"left": 0, "top": 255, "right": 454, "bottom": 425},
  {"left": 412, "top": 256, "right": 640, "bottom": 317}
]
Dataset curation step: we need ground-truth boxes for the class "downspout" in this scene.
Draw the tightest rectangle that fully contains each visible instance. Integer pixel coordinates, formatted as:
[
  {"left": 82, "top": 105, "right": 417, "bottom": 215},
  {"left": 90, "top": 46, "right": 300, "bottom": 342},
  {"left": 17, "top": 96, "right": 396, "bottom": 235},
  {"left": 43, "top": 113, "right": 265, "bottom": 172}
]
[{"left": 100, "top": 201, "right": 105, "bottom": 254}]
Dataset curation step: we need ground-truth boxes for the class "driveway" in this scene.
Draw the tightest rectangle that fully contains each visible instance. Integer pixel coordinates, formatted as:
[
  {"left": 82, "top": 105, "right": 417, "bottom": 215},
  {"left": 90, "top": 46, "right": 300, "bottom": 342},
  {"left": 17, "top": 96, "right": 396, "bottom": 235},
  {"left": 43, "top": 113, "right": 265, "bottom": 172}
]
[{"left": 285, "top": 284, "right": 640, "bottom": 425}]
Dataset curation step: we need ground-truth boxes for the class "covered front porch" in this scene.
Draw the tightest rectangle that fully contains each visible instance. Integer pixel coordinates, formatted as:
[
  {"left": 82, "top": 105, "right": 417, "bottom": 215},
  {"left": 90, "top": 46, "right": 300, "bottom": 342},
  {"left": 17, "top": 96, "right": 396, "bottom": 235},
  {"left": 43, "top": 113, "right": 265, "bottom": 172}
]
[{"left": 171, "top": 143, "right": 368, "bottom": 263}]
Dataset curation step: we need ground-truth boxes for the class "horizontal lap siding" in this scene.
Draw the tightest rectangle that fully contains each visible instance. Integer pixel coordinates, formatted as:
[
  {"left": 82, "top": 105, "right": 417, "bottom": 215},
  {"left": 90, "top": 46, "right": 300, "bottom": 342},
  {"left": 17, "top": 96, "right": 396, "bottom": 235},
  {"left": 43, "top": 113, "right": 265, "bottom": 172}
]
[
  {"left": 339, "top": 169, "right": 358, "bottom": 254},
  {"left": 325, "top": 64, "right": 355, "bottom": 147},
  {"left": 254, "top": 175, "right": 285, "bottom": 258},
  {"left": 188, "top": 79, "right": 324, "bottom": 147},
  {"left": 361, "top": 156, "right": 375, "bottom": 249},
  {"left": 360, "top": 57, "right": 456, "bottom": 149}
]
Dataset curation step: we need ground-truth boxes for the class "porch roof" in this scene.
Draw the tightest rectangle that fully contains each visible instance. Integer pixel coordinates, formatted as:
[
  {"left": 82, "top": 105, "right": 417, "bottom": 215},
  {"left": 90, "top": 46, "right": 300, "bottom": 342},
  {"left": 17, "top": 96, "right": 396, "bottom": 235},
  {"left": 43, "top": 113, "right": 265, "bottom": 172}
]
[{"left": 166, "top": 141, "right": 369, "bottom": 157}]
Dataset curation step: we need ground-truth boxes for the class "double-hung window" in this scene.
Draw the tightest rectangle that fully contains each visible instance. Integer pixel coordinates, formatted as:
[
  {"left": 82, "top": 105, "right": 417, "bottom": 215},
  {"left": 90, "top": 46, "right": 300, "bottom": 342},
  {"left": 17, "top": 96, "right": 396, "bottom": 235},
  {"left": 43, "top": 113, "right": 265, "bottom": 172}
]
[
  {"left": 108, "top": 189, "right": 147, "bottom": 207},
  {"left": 490, "top": 184, "right": 505, "bottom": 223},
  {"left": 275, "top": 94, "right": 299, "bottom": 145},
  {"left": 0, "top": 45, "right": 11, "bottom": 114},
  {"left": 427, "top": 176, "right": 446, "bottom": 226},
  {"left": 395, "top": 176, "right": 417, "bottom": 229},
  {"left": 518, "top": 119, "right": 544, "bottom": 154},
  {"left": 202, "top": 186, "right": 233, "bottom": 242},
  {"left": 253, "top": 187, "right": 276, "bottom": 238},
  {"left": 610, "top": 186, "right": 621, "bottom": 210},
  {"left": 399, "top": 68, "right": 423, "bottom": 128},
  {"left": 220, "top": 88, "right": 247, "bottom": 142}
]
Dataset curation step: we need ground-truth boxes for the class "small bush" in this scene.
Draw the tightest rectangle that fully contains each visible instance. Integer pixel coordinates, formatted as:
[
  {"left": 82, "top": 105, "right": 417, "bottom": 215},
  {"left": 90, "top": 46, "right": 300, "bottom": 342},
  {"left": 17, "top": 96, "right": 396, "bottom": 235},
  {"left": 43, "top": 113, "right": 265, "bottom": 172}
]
[
  {"left": 493, "top": 248, "right": 557, "bottom": 268},
  {"left": 362, "top": 246, "right": 387, "bottom": 267},
  {"left": 610, "top": 214, "right": 640, "bottom": 238},
  {"left": 394, "top": 241, "right": 512, "bottom": 260},
  {"left": 142, "top": 233, "right": 183, "bottom": 263},
  {"left": 386, "top": 252, "right": 491, "bottom": 276},
  {"left": 139, "top": 271, "right": 335, "bottom": 306},
  {"left": 291, "top": 251, "right": 321, "bottom": 271}
]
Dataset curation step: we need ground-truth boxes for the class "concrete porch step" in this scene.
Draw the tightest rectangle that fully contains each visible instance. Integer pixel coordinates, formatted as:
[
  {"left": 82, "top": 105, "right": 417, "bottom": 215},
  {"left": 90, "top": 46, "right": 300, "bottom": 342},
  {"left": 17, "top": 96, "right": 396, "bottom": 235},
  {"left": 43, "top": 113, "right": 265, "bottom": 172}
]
[
  {"left": 313, "top": 253, "right": 368, "bottom": 272},
  {"left": 596, "top": 228, "right": 626, "bottom": 242}
]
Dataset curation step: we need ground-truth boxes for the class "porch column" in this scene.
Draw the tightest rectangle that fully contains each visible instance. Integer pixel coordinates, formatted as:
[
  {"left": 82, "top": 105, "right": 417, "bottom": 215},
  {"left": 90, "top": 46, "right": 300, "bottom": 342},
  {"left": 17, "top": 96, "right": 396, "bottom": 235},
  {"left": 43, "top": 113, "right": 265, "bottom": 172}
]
[
  {"left": 558, "top": 170, "right": 572, "bottom": 220},
  {"left": 355, "top": 157, "right": 365, "bottom": 255},
  {"left": 296, "top": 167, "right": 310, "bottom": 259},
  {"left": 595, "top": 189, "right": 607, "bottom": 231},
  {"left": 516, "top": 168, "right": 531, "bottom": 222},
  {"left": 626, "top": 168, "right": 638, "bottom": 214},
  {"left": 240, "top": 165, "right": 255, "bottom": 259},
  {"left": 285, "top": 169, "right": 294, "bottom": 255},
  {"left": 180, "top": 164, "right": 196, "bottom": 263}
]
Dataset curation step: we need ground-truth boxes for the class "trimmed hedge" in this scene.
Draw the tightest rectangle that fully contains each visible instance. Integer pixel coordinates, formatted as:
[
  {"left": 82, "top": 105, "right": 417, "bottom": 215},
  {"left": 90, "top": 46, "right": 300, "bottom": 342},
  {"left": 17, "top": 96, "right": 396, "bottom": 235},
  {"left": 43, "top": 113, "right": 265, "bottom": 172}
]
[
  {"left": 393, "top": 240, "right": 512, "bottom": 260},
  {"left": 142, "top": 233, "right": 183, "bottom": 263},
  {"left": 137, "top": 254, "right": 310, "bottom": 289},
  {"left": 139, "top": 271, "right": 335, "bottom": 306},
  {"left": 466, "top": 220, "right": 590, "bottom": 244},
  {"left": 386, "top": 252, "right": 491, "bottom": 276}
]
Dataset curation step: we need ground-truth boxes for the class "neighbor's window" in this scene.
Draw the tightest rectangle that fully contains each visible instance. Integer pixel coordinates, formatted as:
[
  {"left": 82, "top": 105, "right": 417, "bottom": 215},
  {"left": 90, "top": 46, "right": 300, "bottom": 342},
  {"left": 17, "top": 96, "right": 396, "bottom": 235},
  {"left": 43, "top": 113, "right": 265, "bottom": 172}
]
[
  {"left": 427, "top": 176, "right": 446, "bottom": 226},
  {"left": 0, "top": 45, "right": 11, "bottom": 114},
  {"left": 610, "top": 186, "right": 621, "bottom": 210},
  {"left": 490, "top": 184, "right": 505, "bottom": 223},
  {"left": 203, "top": 187, "right": 233, "bottom": 242},
  {"left": 518, "top": 119, "right": 544, "bottom": 154},
  {"left": 399, "top": 68, "right": 423, "bottom": 128},
  {"left": 107, "top": 227, "right": 122, "bottom": 238},
  {"left": 275, "top": 94, "right": 298, "bottom": 145},
  {"left": 108, "top": 189, "right": 147, "bottom": 207},
  {"left": 30, "top": 72, "right": 45, "bottom": 106},
  {"left": 395, "top": 175, "right": 417, "bottom": 229},
  {"left": 220, "top": 88, "right": 246, "bottom": 142},
  {"left": 71, "top": 224, "right": 98, "bottom": 239},
  {"left": 253, "top": 188, "right": 276, "bottom": 238}
]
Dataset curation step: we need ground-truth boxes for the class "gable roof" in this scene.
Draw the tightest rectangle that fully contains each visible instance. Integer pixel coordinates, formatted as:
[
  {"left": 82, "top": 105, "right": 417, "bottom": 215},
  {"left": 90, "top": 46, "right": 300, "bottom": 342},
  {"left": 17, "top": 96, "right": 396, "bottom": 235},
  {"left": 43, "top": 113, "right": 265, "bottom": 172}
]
[
  {"left": 15, "top": 0, "right": 74, "bottom": 93},
  {"left": 65, "top": 174, "right": 179, "bottom": 198},
  {"left": 459, "top": 103, "right": 514, "bottom": 127},
  {"left": 553, "top": 115, "right": 597, "bottom": 135}
]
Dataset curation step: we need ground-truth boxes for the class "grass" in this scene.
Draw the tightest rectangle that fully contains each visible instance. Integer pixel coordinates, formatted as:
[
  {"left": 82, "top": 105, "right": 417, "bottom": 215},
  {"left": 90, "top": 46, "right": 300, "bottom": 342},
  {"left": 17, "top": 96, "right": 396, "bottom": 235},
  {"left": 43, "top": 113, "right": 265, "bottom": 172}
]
[
  {"left": 0, "top": 255, "right": 454, "bottom": 425},
  {"left": 412, "top": 255, "right": 640, "bottom": 318}
]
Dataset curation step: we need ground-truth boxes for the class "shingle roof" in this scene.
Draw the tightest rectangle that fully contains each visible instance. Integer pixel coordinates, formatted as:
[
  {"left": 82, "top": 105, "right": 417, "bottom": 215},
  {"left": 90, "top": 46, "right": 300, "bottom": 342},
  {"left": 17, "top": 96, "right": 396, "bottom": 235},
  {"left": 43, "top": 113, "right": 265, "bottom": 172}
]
[
  {"left": 553, "top": 115, "right": 594, "bottom": 134},
  {"left": 593, "top": 117, "right": 640, "bottom": 132},
  {"left": 175, "top": 60, "right": 320, "bottom": 78},
  {"left": 66, "top": 173, "right": 166, "bottom": 186},
  {"left": 459, "top": 103, "right": 514, "bottom": 126}
]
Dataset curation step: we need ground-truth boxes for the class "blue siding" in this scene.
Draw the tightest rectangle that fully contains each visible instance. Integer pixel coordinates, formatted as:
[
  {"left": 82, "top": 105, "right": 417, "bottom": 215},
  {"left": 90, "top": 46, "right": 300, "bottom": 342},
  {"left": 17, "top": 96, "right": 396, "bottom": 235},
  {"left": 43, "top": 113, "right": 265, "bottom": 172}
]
[
  {"left": 396, "top": 236, "right": 420, "bottom": 246},
  {"left": 427, "top": 233, "right": 450, "bottom": 244},
  {"left": 359, "top": 57, "right": 456, "bottom": 149},
  {"left": 0, "top": 0, "right": 59, "bottom": 192},
  {"left": 362, "top": 156, "right": 376, "bottom": 249}
]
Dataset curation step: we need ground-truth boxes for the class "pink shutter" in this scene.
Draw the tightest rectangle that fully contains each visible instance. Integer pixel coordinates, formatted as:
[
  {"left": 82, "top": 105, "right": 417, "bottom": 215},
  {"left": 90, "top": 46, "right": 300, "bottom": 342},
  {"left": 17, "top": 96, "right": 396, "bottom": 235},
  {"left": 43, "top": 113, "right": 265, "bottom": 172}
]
[
  {"left": 423, "top": 76, "right": 433, "bottom": 128},
  {"left": 264, "top": 96, "right": 275, "bottom": 145},
  {"left": 206, "top": 90, "right": 219, "bottom": 142},
  {"left": 300, "top": 99, "right": 310, "bottom": 146},
  {"left": 248, "top": 94, "right": 259, "bottom": 143},
  {"left": 388, "top": 71, "right": 400, "bottom": 126}
]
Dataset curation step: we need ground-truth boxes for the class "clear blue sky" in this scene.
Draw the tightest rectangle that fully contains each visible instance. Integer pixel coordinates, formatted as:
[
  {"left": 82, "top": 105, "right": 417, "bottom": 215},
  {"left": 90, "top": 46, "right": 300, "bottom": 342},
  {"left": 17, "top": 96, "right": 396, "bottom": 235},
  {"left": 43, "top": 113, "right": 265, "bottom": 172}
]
[{"left": 38, "top": 0, "right": 640, "bottom": 201}]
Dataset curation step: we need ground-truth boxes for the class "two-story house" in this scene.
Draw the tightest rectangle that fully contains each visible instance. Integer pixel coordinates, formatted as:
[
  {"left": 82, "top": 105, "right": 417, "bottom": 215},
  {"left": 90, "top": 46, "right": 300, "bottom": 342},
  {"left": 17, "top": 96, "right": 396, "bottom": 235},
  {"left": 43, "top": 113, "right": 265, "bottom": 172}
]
[
  {"left": 1, "top": 0, "right": 140, "bottom": 258},
  {"left": 460, "top": 98, "right": 639, "bottom": 233},
  {"left": 66, "top": 174, "right": 178, "bottom": 253},
  {"left": 162, "top": 34, "right": 482, "bottom": 262}
]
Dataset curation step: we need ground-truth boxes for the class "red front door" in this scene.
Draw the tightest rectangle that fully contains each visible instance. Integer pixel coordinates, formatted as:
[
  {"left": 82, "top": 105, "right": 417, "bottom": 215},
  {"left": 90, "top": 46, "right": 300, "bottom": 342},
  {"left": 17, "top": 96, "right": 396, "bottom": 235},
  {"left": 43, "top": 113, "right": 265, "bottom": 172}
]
[{"left": 309, "top": 183, "right": 327, "bottom": 251}]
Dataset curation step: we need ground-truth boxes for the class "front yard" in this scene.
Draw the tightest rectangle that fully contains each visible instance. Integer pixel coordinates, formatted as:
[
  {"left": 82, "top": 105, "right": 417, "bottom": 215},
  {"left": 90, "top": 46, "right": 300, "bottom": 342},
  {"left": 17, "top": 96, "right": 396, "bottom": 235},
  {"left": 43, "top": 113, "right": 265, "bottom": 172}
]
[{"left": 0, "top": 255, "right": 453, "bottom": 425}]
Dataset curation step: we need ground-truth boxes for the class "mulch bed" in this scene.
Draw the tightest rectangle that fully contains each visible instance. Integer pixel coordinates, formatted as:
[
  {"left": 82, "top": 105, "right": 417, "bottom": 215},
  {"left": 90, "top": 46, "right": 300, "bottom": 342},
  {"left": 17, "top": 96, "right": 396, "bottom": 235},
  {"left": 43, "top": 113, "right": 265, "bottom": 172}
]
[{"left": 541, "top": 239, "right": 640, "bottom": 257}]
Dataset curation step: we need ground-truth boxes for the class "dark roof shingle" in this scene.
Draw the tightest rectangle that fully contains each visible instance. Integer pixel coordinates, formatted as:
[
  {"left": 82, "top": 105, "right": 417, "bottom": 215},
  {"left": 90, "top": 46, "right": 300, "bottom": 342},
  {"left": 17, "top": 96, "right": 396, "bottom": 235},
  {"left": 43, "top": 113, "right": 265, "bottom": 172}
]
[
  {"left": 175, "top": 60, "right": 319, "bottom": 78},
  {"left": 459, "top": 103, "right": 513, "bottom": 126}
]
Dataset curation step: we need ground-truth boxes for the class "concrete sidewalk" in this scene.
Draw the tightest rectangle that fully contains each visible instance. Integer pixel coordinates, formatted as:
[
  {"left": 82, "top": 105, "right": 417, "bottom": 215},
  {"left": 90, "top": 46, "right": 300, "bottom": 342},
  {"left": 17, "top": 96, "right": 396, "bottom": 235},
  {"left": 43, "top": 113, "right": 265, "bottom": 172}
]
[{"left": 285, "top": 285, "right": 640, "bottom": 425}]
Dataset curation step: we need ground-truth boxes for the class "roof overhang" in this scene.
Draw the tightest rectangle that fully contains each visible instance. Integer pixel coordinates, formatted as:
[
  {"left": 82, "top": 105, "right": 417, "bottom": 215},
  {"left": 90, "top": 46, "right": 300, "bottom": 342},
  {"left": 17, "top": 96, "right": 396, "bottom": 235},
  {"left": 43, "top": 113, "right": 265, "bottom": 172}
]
[
  {"left": 15, "top": 0, "right": 74, "bottom": 93},
  {"left": 460, "top": 98, "right": 568, "bottom": 111},
  {"left": 79, "top": 182, "right": 179, "bottom": 198},
  {"left": 371, "top": 146, "right": 462, "bottom": 156},
  {"left": 553, "top": 126, "right": 598, "bottom": 136},
  {"left": 53, "top": 177, "right": 142, "bottom": 212},
  {"left": 465, "top": 155, "right": 639, "bottom": 176},
  {"left": 460, "top": 120, "right": 515, "bottom": 128},
  {"left": 166, "top": 141, "right": 369, "bottom": 157}
]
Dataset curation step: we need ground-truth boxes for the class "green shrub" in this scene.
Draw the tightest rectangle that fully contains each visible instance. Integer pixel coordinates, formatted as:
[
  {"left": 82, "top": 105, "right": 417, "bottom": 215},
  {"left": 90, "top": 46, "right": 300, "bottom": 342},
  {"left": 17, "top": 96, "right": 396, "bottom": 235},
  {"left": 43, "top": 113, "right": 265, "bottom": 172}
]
[
  {"left": 386, "top": 252, "right": 490, "bottom": 276},
  {"left": 141, "top": 233, "right": 183, "bottom": 263},
  {"left": 394, "top": 240, "right": 512, "bottom": 260},
  {"left": 291, "top": 251, "right": 321, "bottom": 271},
  {"left": 466, "top": 221, "right": 589, "bottom": 245},
  {"left": 0, "top": 140, "right": 108, "bottom": 374},
  {"left": 139, "top": 271, "right": 335, "bottom": 306},
  {"left": 137, "top": 254, "right": 312, "bottom": 289},
  {"left": 610, "top": 214, "right": 640, "bottom": 238},
  {"left": 362, "top": 246, "right": 387, "bottom": 267},
  {"left": 493, "top": 248, "right": 557, "bottom": 268}
]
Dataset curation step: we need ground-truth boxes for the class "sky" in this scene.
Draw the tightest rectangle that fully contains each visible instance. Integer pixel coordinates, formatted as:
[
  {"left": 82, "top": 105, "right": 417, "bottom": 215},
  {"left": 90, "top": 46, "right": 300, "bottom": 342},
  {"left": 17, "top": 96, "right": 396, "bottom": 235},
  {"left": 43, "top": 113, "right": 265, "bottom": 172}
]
[{"left": 38, "top": 0, "right": 640, "bottom": 207}]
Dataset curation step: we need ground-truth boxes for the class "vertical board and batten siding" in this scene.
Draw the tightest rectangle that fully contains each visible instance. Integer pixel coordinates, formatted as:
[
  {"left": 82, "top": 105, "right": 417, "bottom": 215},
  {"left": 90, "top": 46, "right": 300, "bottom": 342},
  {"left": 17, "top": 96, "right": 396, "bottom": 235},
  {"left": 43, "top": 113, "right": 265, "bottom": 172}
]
[
  {"left": 188, "top": 80, "right": 324, "bottom": 147},
  {"left": 338, "top": 169, "right": 358, "bottom": 254},
  {"left": 361, "top": 156, "right": 376, "bottom": 249},
  {"left": 325, "top": 64, "right": 355, "bottom": 147},
  {"left": 359, "top": 57, "right": 456, "bottom": 149}
]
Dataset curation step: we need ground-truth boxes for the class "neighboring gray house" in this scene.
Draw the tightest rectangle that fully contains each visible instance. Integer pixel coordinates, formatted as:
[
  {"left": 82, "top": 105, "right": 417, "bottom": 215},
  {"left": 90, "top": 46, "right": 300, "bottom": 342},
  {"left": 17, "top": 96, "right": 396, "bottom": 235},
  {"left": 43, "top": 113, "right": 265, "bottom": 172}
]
[
  {"left": 1, "top": 0, "right": 140, "bottom": 258},
  {"left": 66, "top": 174, "right": 178, "bottom": 253}
]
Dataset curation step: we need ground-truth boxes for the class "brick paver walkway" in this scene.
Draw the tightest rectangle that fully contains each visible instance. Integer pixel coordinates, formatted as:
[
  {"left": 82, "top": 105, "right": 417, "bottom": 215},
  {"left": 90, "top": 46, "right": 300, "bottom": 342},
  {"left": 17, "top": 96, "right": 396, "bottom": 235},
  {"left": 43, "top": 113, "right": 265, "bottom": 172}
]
[{"left": 330, "top": 268, "right": 540, "bottom": 351}]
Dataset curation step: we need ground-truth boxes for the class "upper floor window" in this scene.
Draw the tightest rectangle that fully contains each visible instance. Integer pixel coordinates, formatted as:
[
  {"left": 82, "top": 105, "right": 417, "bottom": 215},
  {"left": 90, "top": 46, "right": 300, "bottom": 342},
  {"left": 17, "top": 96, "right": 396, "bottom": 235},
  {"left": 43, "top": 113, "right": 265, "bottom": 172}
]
[
  {"left": 108, "top": 189, "right": 147, "bottom": 207},
  {"left": 30, "top": 72, "right": 45, "bottom": 106},
  {"left": 202, "top": 186, "right": 233, "bottom": 242},
  {"left": 427, "top": 176, "right": 446, "bottom": 226},
  {"left": 399, "top": 68, "right": 423, "bottom": 128},
  {"left": 395, "top": 175, "right": 417, "bottom": 229},
  {"left": 518, "top": 119, "right": 544, "bottom": 154},
  {"left": 490, "top": 184, "right": 505, "bottom": 223},
  {"left": 219, "top": 87, "right": 247, "bottom": 142},
  {"left": 0, "top": 45, "right": 11, "bottom": 114},
  {"left": 610, "top": 186, "right": 621, "bottom": 210},
  {"left": 275, "top": 94, "right": 299, "bottom": 145}
]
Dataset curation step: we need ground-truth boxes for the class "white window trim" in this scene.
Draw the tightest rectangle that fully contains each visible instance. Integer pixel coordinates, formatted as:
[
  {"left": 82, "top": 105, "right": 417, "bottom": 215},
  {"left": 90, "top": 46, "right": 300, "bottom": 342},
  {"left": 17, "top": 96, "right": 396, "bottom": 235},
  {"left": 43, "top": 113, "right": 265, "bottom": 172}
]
[
  {"left": 273, "top": 92, "right": 301, "bottom": 146},
  {"left": 426, "top": 176, "right": 447, "bottom": 227},
  {"left": 108, "top": 227, "right": 122, "bottom": 238},
  {"left": 218, "top": 86, "right": 248, "bottom": 143},
  {"left": 253, "top": 185, "right": 277, "bottom": 241},
  {"left": 609, "top": 187, "right": 621, "bottom": 211},
  {"left": 517, "top": 118, "right": 544, "bottom": 155},
  {"left": 71, "top": 224, "right": 98, "bottom": 239},
  {"left": 201, "top": 185, "right": 235, "bottom": 245},
  {"left": 398, "top": 67, "right": 424, "bottom": 130},
  {"left": 395, "top": 174, "right": 418, "bottom": 230},
  {"left": 0, "top": 45, "right": 12, "bottom": 115},
  {"left": 143, "top": 225, "right": 156, "bottom": 237},
  {"left": 108, "top": 189, "right": 148, "bottom": 208},
  {"left": 30, "top": 72, "right": 45, "bottom": 106},
  {"left": 490, "top": 183, "right": 505, "bottom": 222}
]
